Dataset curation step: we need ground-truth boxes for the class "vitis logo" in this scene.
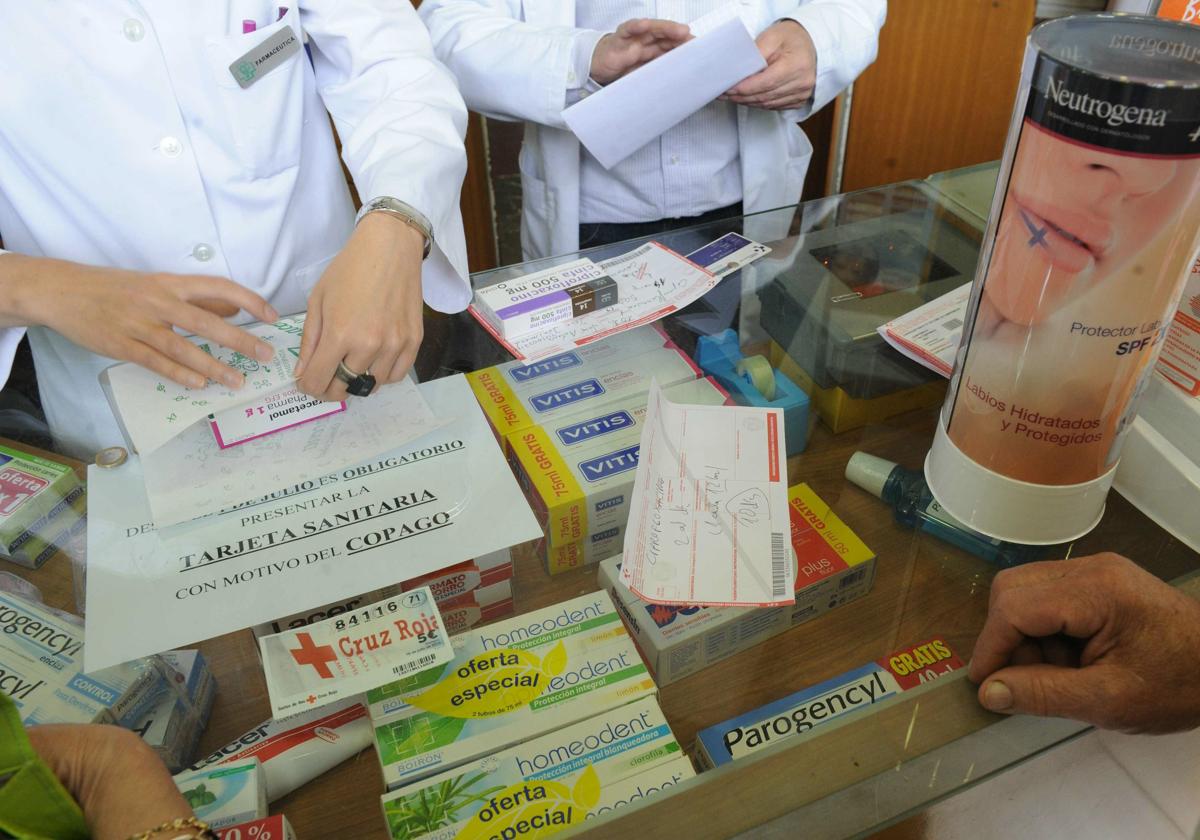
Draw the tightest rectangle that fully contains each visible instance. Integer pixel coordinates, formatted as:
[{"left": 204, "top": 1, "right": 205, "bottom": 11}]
[
  {"left": 595, "top": 496, "right": 624, "bottom": 512},
  {"left": 592, "top": 527, "right": 620, "bottom": 543},
  {"left": 555, "top": 410, "right": 634, "bottom": 446},
  {"left": 1045, "top": 75, "right": 1169, "bottom": 128},
  {"left": 579, "top": 445, "right": 640, "bottom": 483},
  {"left": 530, "top": 379, "right": 605, "bottom": 413},
  {"left": 509, "top": 352, "right": 582, "bottom": 382}
]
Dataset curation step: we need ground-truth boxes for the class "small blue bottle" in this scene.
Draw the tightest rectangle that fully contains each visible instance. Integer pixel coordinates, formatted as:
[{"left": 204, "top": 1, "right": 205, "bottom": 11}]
[{"left": 846, "top": 452, "right": 1044, "bottom": 568}]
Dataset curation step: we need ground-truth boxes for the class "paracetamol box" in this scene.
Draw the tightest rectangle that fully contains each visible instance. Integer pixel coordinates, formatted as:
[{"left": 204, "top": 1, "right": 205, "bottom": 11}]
[
  {"left": 380, "top": 697, "right": 681, "bottom": 839},
  {"left": 509, "top": 377, "right": 729, "bottom": 550},
  {"left": 599, "top": 483, "right": 877, "bottom": 686},
  {"left": 174, "top": 759, "right": 267, "bottom": 830},
  {"left": 368, "top": 592, "right": 656, "bottom": 790},
  {"left": 0, "top": 445, "right": 85, "bottom": 568},
  {"left": 473, "top": 259, "right": 613, "bottom": 339},
  {"left": 252, "top": 549, "right": 513, "bottom": 638},
  {"left": 695, "top": 638, "right": 964, "bottom": 768},
  {"left": 1157, "top": 256, "right": 1200, "bottom": 396},
  {"left": 0, "top": 592, "right": 170, "bottom": 726},
  {"left": 439, "top": 580, "right": 514, "bottom": 635},
  {"left": 467, "top": 339, "right": 699, "bottom": 442}
]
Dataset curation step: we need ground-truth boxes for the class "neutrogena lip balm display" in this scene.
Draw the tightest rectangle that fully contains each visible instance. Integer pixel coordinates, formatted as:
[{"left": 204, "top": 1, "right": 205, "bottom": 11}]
[{"left": 926, "top": 14, "right": 1200, "bottom": 544}]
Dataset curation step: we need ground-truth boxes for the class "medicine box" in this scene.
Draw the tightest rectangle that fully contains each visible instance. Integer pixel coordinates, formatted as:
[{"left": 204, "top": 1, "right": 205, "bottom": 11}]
[
  {"left": 473, "top": 258, "right": 615, "bottom": 340},
  {"left": 467, "top": 336, "right": 699, "bottom": 442},
  {"left": 0, "top": 445, "right": 85, "bottom": 569},
  {"left": 539, "top": 522, "right": 627, "bottom": 577},
  {"left": 132, "top": 649, "right": 217, "bottom": 773},
  {"left": 599, "top": 483, "right": 877, "bottom": 686},
  {"left": 439, "top": 580, "right": 514, "bottom": 636},
  {"left": 508, "top": 377, "right": 730, "bottom": 552},
  {"left": 367, "top": 591, "right": 656, "bottom": 790},
  {"left": 217, "top": 815, "right": 296, "bottom": 840},
  {"left": 380, "top": 697, "right": 682, "bottom": 839},
  {"left": 174, "top": 758, "right": 267, "bottom": 830},
  {"left": 695, "top": 637, "right": 964, "bottom": 768},
  {"left": 1157, "top": 256, "right": 1200, "bottom": 396}
]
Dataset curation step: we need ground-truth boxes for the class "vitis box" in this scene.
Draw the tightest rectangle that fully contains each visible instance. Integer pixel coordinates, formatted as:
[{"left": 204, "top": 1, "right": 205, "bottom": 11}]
[
  {"left": 132, "top": 650, "right": 217, "bottom": 773},
  {"left": 174, "top": 759, "right": 267, "bottom": 830},
  {"left": 695, "top": 638, "right": 964, "bottom": 769},
  {"left": 380, "top": 697, "right": 682, "bottom": 839},
  {"left": 1157, "top": 256, "right": 1200, "bottom": 396},
  {"left": 0, "top": 445, "right": 85, "bottom": 569},
  {"left": 473, "top": 259, "right": 616, "bottom": 340},
  {"left": 508, "top": 377, "right": 730, "bottom": 553},
  {"left": 540, "top": 523, "right": 627, "bottom": 577},
  {"left": 467, "top": 337, "right": 699, "bottom": 443},
  {"left": 598, "top": 484, "right": 877, "bottom": 686},
  {"left": 367, "top": 592, "right": 656, "bottom": 790}
]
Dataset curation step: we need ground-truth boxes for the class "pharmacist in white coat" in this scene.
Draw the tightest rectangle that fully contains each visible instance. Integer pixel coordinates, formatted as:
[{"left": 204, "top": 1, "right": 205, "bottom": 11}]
[
  {"left": 419, "top": 0, "right": 885, "bottom": 260},
  {"left": 0, "top": 3, "right": 472, "bottom": 459}
]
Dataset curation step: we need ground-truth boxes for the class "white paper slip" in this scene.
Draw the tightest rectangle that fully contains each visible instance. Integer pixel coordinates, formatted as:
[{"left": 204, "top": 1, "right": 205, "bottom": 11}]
[
  {"left": 209, "top": 387, "right": 345, "bottom": 449},
  {"left": 259, "top": 587, "right": 452, "bottom": 717},
  {"left": 562, "top": 17, "right": 765, "bottom": 170},
  {"left": 474, "top": 241, "right": 739, "bottom": 364},
  {"left": 83, "top": 375, "right": 542, "bottom": 672},
  {"left": 620, "top": 380, "right": 794, "bottom": 607},
  {"left": 143, "top": 377, "right": 445, "bottom": 529},
  {"left": 102, "top": 315, "right": 307, "bottom": 455},
  {"left": 877, "top": 284, "right": 970, "bottom": 378}
]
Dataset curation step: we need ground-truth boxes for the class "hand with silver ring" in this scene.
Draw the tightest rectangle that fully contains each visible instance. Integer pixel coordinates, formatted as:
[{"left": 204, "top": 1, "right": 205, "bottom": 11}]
[{"left": 335, "top": 361, "right": 377, "bottom": 397}]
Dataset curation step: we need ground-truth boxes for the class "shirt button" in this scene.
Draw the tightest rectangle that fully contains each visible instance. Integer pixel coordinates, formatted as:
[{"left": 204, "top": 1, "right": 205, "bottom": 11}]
[
  {"left": 192, "top": 243, "right": 215, "bottom": 262},
  {"left": 123, "top": 19, "right": 145, "bottom": 42},
  {"left": 567, "top": 70, "right": 577, "bottom": 83},
  {"left": 159, "top": 136, "right": 183, "bottom": 158},
  {"left": 670, "top": 154, "right": 680, "bottom": 165}
]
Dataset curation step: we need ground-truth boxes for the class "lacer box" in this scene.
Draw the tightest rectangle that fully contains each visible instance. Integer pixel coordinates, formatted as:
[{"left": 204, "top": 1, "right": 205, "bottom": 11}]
[
  {"left": 132, "top": 649, "right": 218, "bottom": 773},
  {"left": 1157, "top": 256, "right": 1200, "bottom": 396},
  {"left": 695, "top": 637, "right": 964, "bottom": 768},
  {"left": 380, "top": 697, "right": 682, "bottom": 839},
  {"left": 509, "top": 377, "right": 730, "bottom": 554},
  {"left": 466, "top": 329, "right": 697, "bottom": 442},
  {"left": 0, "top": 592, "right": 172, "bottom": 726},
  {"left": 599, "top": 483, "right": 877, "bottom": 686},
  {"left": 174, "top": 759, "right": 267, "bottom": 830},
  {"left": 252, "top": 549, "right": 513, "bottom": 638},
  {"left": 367, "top": 592, "right": 656, "bottom": 790},
  {"left": 0, "top": 445, "right": 85, "bottom": 569},
  {"left": 474, "top": 258, "right": 616, "bottom": 340}
]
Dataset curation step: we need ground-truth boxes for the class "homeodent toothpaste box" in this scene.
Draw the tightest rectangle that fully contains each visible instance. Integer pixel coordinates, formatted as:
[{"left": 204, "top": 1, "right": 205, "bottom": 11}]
[
  {"left": 367, "top": 592, "right": 656, "bottom": 790},
  {"left": 473, "top": 258, "right": 614, "bottom": 340},
  {"left": 0, "top": 444, "right": 85, "bottom": 569},
  {"left": 132, "top": 650, "right": 217, "bottom": 773},
  {"left": 468, "top": 342, "right": 699, "bottom": 443},
  {"left": 695, "top": 637, "right": 965, "bottom": 769},
  {"left": 598, "top": 483, "right": 877, "bottom": 685},
  {"left": 174, "top": 759, "right": 267, "bottom": 830},
  {"left": 252, "top": 549, "right": 513, "bottom": 639},
  {"left": 379, "top": 697, "right": 682, "bottom": 840},
  {"left": 0, "top": 592, "right": 172, "bottom": 726},
  {"left": 509, "top": 377, "right": 730, "bottom": 553}
]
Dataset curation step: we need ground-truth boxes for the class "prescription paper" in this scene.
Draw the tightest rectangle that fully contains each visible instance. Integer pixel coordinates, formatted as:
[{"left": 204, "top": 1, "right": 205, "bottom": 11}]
[
  {"left": 475, "top": 242, "right": 727, "bottom": 364},
  {"left": 877, "top": 285, "right": 969, "bottom": 378},
  {"left": 259, "top": 587, "right": 452, "bottom": 717},
  {"left": 562, "top": 17, "right": 765, "bottom": 169},
  {"left": 84, "top": 375, "right": 542, "bottom": 672},
  {"left": 143, "top": 376, "right": 445, "bottom": 529},
  {"left": 620, "top": 381, "right": 794, "bottom": 607}
]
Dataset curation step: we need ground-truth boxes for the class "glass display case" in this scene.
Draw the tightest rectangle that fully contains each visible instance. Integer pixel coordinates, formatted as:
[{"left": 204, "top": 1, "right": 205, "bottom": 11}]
[{"left": 6, "top": 165, "right": 1198, "bottom": 840}]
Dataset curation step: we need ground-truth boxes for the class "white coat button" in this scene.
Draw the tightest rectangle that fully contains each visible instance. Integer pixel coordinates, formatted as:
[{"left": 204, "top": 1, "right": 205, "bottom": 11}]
[
  {"left": 567, "top": 70, "right": 577, "bottom": 83},
  {"left": 159, "top": 136, "right": 182, "bottom": 158},
  {"left": 670, "top": 154, "right": 680, "bottom": 165},
  {"left": 123, "top": 19, "right": 145, "bottom": 42},
  {"left": 192, "top": 243, "right": 215, "bottom": 262}
]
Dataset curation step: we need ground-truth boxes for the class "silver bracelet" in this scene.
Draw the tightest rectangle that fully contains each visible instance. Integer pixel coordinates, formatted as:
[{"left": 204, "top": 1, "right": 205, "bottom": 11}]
[{"left": 355, "top": 196, "right": 433, "bottom": 260}]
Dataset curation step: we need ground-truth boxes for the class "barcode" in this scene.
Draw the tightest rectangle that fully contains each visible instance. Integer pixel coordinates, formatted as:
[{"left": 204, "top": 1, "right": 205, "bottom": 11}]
[
  {"left": 839, "top": 569, "right": 868, "bottom": 589},
  {"left": 393, "top": 652, "right": 440, "bottom": 676},
  {"left": 942, "top": 318, "right": 963, "bottom": 331},
  {"left": 771, "top": 532, "right": 788, "bottom": 597}
]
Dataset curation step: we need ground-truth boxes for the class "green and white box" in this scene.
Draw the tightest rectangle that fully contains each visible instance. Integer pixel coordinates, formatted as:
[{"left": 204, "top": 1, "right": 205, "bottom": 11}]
[
  {"left": 174, "top": 758, "right": 267, "bottom": 830},
  {"left": 368, "top": 592, "right": 656, "bottom": 790},
  {"left": 0, "top": 445, "right": 84, "bottom": 569},
  {"left": 380, "top": 697, "right": 682, "bottom": 839}
]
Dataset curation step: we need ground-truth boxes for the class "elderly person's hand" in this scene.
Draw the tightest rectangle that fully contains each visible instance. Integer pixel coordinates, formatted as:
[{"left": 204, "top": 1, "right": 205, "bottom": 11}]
[
  {"left": 27, "top": 723, "right": 196, "bottom": 839},
  {"left": 723, "top": 20, "right": 817, "bottom": 111},
  {"left": 969, "top": 553, "right": 1200, "bottom": 733}
]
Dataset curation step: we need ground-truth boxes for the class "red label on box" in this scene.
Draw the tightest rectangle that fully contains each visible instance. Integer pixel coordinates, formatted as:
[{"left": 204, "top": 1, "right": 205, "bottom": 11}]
[
  {"left": 218, "top": 815, "right": 295, "bottom": 840},
  {"left": 0, "top": 467, "right": 48, "bottom": 517},
  {"left": 788, "top": 502, "right": 850, "bottom": 587},
  {"left": 877, "top": 637, "right": 964, "bottom": 691}
]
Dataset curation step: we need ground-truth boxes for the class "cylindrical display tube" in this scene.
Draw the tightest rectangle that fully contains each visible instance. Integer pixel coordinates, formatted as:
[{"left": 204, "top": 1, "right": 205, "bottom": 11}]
[{"left": 926, "top": 14, "right": 1200, "bottom": 544}]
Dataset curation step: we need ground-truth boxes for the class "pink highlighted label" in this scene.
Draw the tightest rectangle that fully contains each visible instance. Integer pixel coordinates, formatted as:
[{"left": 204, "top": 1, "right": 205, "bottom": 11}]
[{"left": 209, "top": 387, "right": 345, "bottom": 449}]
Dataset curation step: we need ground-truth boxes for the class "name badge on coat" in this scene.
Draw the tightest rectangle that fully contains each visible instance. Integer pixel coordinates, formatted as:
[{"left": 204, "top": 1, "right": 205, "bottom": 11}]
[{"left": 228, "top": 26, "right": 301, "bottom": 89}]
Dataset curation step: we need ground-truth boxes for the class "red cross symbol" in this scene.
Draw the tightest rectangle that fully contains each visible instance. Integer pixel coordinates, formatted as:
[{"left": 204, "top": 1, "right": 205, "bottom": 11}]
[{"left": 290, "top": 632, "right": 338, "bottom": 679}]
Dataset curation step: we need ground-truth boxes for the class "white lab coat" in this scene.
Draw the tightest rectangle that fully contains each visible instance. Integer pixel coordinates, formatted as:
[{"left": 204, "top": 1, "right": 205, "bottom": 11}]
[
  {"left": 419, "top": 0, "right": 885, "bottom": 260},
  {"left": 0, "top": 2, "right": 471, "bottom": 459}
]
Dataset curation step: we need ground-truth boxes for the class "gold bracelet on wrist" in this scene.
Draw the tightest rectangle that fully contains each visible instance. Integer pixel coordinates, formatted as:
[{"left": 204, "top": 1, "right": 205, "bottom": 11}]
[{"left": 126, "top": 815, "right": 217, "bottom": 840}]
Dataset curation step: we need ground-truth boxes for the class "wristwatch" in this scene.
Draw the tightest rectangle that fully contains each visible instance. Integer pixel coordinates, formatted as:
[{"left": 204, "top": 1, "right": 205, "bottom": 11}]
[{"left": 355, "top": 196, "right": 434, "bottom": 260}]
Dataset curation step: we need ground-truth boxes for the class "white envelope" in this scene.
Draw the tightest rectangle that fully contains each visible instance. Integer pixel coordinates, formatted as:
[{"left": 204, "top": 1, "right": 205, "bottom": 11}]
[{"left": 562, "top": 16, "right": 766, "bottom": 170}]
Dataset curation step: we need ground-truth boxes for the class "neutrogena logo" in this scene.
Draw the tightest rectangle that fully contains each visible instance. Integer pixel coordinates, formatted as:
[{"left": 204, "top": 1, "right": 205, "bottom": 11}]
[
  {"left": 555, "top": 410, "right": 634, "bottom": 446},
  {"left": 509, "top": 352, "right": 582, "bottom": 382},
  {"left": 530, "top": 379, "right": 605, "bottom": 413},
  {"left": 1045, "top": 75, "right": 1168, "bottom": 128}
]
